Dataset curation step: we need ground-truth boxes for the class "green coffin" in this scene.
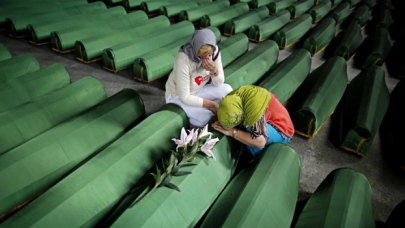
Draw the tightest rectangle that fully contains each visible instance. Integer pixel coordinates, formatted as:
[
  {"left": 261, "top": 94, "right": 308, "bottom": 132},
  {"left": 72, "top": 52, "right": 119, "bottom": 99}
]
[
  {"left": 132, "top": 36, "right": 191, "bottom": 82},
  {"left": 259, "top": 49, "right": 311, "bottom": 103},
  {"left": 51, "top": 11, "right": 148, "bottom": 52},
  {"left": 224, "top": 6, "right": 269, "bottom": 36},
  {"left": 293, "top": 56, "right": 347, "bottom": 138},
  {"left": 6, "top": 2, "right": 107, "bottom": 37},
  {"left": 274, "top": 14, "right": 312, "bottom": 48},
  {"left": 123, "top": 0, "right": 145, "bottom": 11},
  {"left": 200, "top": 3, "right": 250, "bottom": 28},
  {"left": 334, "top": 23, "right": 363, "bottom": 61},
  {"left": 309, "top": 0, "right": 332, "bottom": 22},
  {"left": 207, "top": 26, "right": 221, "bottom": 43},
  {"left": 131, "top": 28, "right": 227, "bottom": 83},
  {"left": 0, "top": 44, "right": 11, "bottom": 62},
  {"left": 104, "top": 129, "right": 238, "bottom": 227},
  {"left": 375, "top": 8, "right": 392, "bottom": 30},
  {"left": 340, "top": 66, "right": 389, "bottom": 156},
  {"left": 75, "top": 16, "right": 170, "bottom": 63},
  {"left": 0, "top": 89, "right": 145, "bottom": 219},
  {"left": 331, "top": 0, "right": 343, "bottom": 7},
  {"left": 363, "top": 0, "right": 376, "bottom": 9},
  {"left": 328, "top": 1, "right": 350, "bottom": 25},
  {"left": 345, "top": 0, "right": 361, "bottom": 9},
  {"left": 386, "top": 41, "right": 405, "bottom": 79},
  {"left": 351, "top": 5, "right": 370, "bottom": 28},
  {"left": 224, "top": 40, "right": 279, "bottom": 89},
  {"left": 179, "top": 0, "right": 230, "bottom": 23},
  {"left": 250, "top": 0, "right": 276, "bottom": 9},
  {"left": 268, "top": 0, "right": 296, "bottom": 14},
  {"left": 295, "top": 168, "right": 375, "bottom": 228},
  {"left": 102, "top": 21, "right": 194, "bottom": 72},
  {"left": 219, "top": 33, "right": 249, "bottom": 67},
  {"left": 0, "top": 76, "right": 106, "bottom": 155},
  {"left": 385, "top": 201, "right": 405, "bottom": 227},
  {"left": 379, "top": 0, "right": 393, "bottom": 11},
  {"left": 288, "top": 0, "right": 315, "bottom": 18},
  {"left": 248, "top": 9, "right": 290, "bottom": 42},
  {"left": 28, "top": 7, "right": 126, "bottom": 45},
  {"left": 1, "top": 104, "right": 188, "bottom": 227},
  {"left": 0, "top": 53, "right": 40, "bottom": 83},
  {"left": 159, "top": 0, "right": 211, "bottom": 18},
  {"left": 359, "top": 28, "right": 391, "bottom": 68},
  {"left": 0, "top": 63, "right": 70, "bottom": 113},
  {"left": 201, "top": 143, "right": 300, "bottom": 228},
  {"left": 303, "top": 17, "right": 336, "bottom": 56},
  {"left": 141, "top": 0, "right": 189, "bottom": 14},
  {"left": 104, "top": 0, "right": 124, "bottom": 7}
]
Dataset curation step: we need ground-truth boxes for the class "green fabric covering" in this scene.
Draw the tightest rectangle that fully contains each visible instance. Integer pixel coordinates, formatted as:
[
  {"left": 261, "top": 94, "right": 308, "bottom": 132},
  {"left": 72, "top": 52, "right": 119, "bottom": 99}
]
[
  {"left": 340, "top": 66, "right": 389, "bottom": 156},
  {"left": 6, "top": 2, "right": 107, "bottom": 37},
  {"left": 314, "top": 0, "right": 324, "bottom": 5},
  {"left": 141, "top": 0, "right": 190, "bottom": 14},
  {"left": 179, "top": 0, "right": 230, "bottom": 23},
  {"left": 132, "top": 36, "right": 191, "bottom": 82},
  {"left": 106, "top": 129, "right": 238, "bottom": 228},
  {"left": 159, "top": 0, "right": 211, "bottom": 18},
  {"left": 1, "top": 104, "right": 188, "bottom": 227},
  {"left": 224, "top": 40, "right": 279, "bottom": 89},
  {"left": 385, "top": 200, "right": 405, "bottom": 227},
  {"left": 0, "top": 63, "right": 70, "bottom": 113},
  {"left": 132, "top": 27, "right": 223, "bottom": 83},
  {"left": 218, "top": 33, "right": 249, "bottom": 67},
  {"left": 102, "top": 21, "right": 194, "bottom": 72},
  {"left": 0, "top": 53, "right": 40, "bottom": 83},
  {"left": 351, "top": 5, "right": 370, "bottom": 28},
  {"left": 50, "top": 11, "right": 148, "bottom": 52},
  {"left": 123, "top": 0, "right": 146, "bottom": 10},
  {"left": 329, "top": 1, "right": 350, "bottom": 25},
  {"left": 375, "top": 8, "right": 392, "bottom": 30},
  {"left": 309, "top": 0, "right": 332, "bottom": 22},
  {"left": 0, "top": 44, "right": 11, "bottom": 61},
  {"left": 386, "top": 41, "right": 405, "bottom": 79},
  {"left": 259, "top": 49, "right": 311, "bottom": 103},
  {"left": 345, "top": 0, "right": 361, "bottom": 9},
  {"left": 104, "top": 0, "right": 124, "bottom": 7},
  {"left": 268, "top": 0, "right": 296, "bottom": 14},
  {"left": 334, "top": 23, "right": 363, "bottom": 61},
  {"left": 250, "top": 0, "right": 276, "bottom": 8},
  {"left": 28, "top": 7, "right": 126, "bottom": 44},
  {"left": 200, "top": 3, "right": 250, "bottom": 28},
  {"left": 303, "top": 17, "right": 336, "bottom": 56},
  {"left": 0, "top": 89, "right": 145, "bottom": 219},
  {"left": 248, "top": 9, "right": 290, "bottom": 42},
  {"left": 364, "top": 0, "right": 376, "bottom": 9},
  {"left": 201, "top": 143, "right": 300, "bottom": 228},
  {"left": 295, "top": 168, "right": 375, "bottom": 228},
  {"left": 360, "top": 28, "right": 391, "bottom": 68},
  {"left": 224, "top": 6, "right": 269, "bottom": 36},
  {"left": 288, "top": 0, "right": 315, "bottom": 18},
  {"left": 0, "top": 76, "right": 106, "bottom": 155},
  {"left": 274, "top": 14, "right": 312, "bottom": 48},
  {"left": 75, "top": 16, "right": 170, "bottom": 62},
  {"left": 331, "top": 0, "right": 343, "bottom": 7},
  {"left": 207, "top": 26, "right": 222, "bottom": 43},
  {"left": 293, "top": 56, "right": 347, "bottom": 138}
]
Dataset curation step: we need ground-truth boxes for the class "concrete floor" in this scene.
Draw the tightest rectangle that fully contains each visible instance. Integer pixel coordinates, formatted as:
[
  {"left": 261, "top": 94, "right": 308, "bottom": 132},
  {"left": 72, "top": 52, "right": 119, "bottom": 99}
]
[{"left": 1, "top": 20, "right": 404, "bottom": 224}]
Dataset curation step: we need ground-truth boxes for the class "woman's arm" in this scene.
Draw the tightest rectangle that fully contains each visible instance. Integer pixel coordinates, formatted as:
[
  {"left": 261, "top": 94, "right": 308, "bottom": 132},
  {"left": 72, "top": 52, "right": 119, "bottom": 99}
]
[{"left": 212, "top": 121, "right": 267, "bottom": 148}]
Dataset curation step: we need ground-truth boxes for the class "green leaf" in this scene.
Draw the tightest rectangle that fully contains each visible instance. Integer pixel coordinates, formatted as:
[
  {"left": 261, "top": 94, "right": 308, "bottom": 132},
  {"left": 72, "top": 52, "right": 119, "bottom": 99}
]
[
  {"left": 171, "top": 166, "right": 179, "bottom": 174},
  {"left": 181, "top": 163, "right": 197, "bottom": 167},
  {"left": 155, "top": 165, "right": 161, "bottom": 184},
  {"left": 165, "top": 183, "right": 181, "bottom": 192},
  {"left": 187, "top": 157, "right": 197, "bottom": 162},
  {"left": 172, "top": 171, "right": 192, "bottom": 176},
  {"left": 159, "top": 175, "right": 172, "bottom": 187},
  {"left": 150, "top": 173, "right": 158, "bottom": 182},
  {"left": 161, "top": 158, "right": 166, "bottom": 170}
]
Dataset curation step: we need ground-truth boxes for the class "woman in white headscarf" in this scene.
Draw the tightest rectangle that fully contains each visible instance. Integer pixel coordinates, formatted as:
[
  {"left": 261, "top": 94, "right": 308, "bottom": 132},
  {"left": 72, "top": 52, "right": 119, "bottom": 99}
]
[{"left": 165, "top": 29, "right": 233, "bottom": 127}]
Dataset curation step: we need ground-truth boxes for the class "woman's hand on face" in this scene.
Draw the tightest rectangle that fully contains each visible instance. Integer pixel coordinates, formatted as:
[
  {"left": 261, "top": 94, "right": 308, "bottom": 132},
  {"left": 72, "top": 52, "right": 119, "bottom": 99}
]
[
  {"left": 212, "top": 121, "right": 233, "bottom": 136},
  {"left": 202, "top": 58, "right": 217, "bottom": 73}
]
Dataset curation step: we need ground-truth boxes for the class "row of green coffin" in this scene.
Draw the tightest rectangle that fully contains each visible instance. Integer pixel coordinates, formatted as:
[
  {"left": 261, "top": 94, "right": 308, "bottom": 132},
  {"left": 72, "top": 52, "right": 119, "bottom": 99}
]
[
  {"left": 28, "top": 6, "right": 128, "bottom": 45},
  {"left": 6, "top": 1, "right": 106, "bottom": 37},
  {"left": 0, "top": 0, "right": 88, "bottom": 29},
  {"left": 0, "top": 44, "right": 11, "bottom": 62},
  {"left": 140, "top": 0, "right": 212, "bottom": 14},
  {"left": 159, "top": 0, "right": 215, "bottom": 18}
]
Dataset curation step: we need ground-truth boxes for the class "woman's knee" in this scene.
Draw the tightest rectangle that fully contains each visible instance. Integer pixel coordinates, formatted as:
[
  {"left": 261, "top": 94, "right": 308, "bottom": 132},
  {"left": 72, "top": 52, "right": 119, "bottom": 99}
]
[{"left": 221, "top": 84, "right": 233, "bottom": 95}]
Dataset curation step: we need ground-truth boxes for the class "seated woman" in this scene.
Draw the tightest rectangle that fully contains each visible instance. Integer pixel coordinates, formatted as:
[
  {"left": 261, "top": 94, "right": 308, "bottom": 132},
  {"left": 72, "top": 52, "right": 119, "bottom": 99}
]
[
  {"left": 165, "top": 29, "right": 233, "bottom": 127},
  {"left": 212, "top": 85, "right": 294, "bottom": 159}
]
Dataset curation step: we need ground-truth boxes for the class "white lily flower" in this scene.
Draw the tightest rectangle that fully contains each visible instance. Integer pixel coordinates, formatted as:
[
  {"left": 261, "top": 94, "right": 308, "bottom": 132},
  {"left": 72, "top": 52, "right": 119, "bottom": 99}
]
[
  {"left": 188, "top": 128, "right": 199, "bottom": 145},
  {"left": 200, "top": 135, "right": 219, "bottom": 160},
  {"left": 198, "top": 124, "right": 212, "bottom": 139},
  {"left": 172, "top": 127, "right": 188, "bottom": 151}
]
